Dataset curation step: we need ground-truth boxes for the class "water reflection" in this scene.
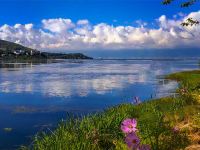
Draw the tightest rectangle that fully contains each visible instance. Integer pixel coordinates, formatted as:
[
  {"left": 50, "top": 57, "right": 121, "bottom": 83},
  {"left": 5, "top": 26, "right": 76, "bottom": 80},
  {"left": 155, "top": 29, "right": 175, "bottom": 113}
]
[
  {"left": 0, "top": 59, "right": 199, "bottom": 149},
  {"left": 0, "top": 62, "right": 156, "bottom": 97},
  {"left": 0, "top": 60, "right": 198, "bottom": 99},
  {"left": 0, "top": 63, "right": 32, "bottom": 69}
]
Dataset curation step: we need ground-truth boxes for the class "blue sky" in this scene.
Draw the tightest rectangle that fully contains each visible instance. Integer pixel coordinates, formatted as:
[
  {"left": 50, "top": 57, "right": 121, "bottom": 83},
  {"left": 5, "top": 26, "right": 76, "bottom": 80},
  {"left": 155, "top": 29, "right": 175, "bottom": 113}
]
[
  {"left": 0, "top": 0, "right": 199, "bottom": 27},
  {"left": 0, "top": 0, "right": 200, "bottom": 56}
]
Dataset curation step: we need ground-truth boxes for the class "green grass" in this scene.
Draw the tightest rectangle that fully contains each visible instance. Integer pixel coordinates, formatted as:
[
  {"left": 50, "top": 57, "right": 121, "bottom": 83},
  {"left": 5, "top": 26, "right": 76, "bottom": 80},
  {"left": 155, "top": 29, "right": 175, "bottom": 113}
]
[
  {"left": 21, "top": 70, "right": 200, "bottom": 150},
  {"left": 166, "top": 70, "right": 200, "bottom": 91}
]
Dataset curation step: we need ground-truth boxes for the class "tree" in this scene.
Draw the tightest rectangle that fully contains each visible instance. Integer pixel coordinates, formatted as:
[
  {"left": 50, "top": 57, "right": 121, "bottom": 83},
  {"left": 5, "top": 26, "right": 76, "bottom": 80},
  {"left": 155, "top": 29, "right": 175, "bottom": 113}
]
[{"left": 162, "top": 0, "right": 199, "bottom": 26}]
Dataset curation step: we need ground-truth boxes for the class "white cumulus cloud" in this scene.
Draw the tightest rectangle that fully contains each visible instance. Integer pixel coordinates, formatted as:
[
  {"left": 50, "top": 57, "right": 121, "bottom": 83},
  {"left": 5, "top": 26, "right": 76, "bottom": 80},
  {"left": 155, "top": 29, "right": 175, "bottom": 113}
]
[
  {"left": 0, "top": 10, "right": 200, "bottom": 51},
  {"left": 42, "top": 18, "right": 75, "bottom": 33}
]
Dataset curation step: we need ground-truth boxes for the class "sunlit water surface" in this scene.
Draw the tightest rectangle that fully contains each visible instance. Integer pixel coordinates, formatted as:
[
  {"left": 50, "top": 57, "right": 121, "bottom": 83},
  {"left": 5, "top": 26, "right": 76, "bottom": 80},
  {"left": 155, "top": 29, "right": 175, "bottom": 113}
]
[{"left": 0, "top": 59, "right": 199, "bottom": 149}]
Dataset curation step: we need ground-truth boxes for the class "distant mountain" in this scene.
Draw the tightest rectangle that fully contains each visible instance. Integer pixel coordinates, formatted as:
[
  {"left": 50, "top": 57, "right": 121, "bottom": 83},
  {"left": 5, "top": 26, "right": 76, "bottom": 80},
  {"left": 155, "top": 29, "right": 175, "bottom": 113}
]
[{"left": 0, "top": 40, "right": 92, "bottom": 60}]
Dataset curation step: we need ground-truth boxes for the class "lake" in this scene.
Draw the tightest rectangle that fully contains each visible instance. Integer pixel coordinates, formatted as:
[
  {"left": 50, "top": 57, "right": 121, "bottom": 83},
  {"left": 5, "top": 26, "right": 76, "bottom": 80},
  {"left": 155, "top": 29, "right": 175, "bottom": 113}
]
[{"left": 0, "top": 59, "right": 199, "bottom": 149}]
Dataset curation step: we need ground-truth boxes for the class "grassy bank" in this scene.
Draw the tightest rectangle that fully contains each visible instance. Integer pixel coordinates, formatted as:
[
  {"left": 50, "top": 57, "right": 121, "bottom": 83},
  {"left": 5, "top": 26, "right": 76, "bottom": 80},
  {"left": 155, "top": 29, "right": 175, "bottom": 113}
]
[{"left": 22, "top": 70, "right": 200, "bottom": 150}]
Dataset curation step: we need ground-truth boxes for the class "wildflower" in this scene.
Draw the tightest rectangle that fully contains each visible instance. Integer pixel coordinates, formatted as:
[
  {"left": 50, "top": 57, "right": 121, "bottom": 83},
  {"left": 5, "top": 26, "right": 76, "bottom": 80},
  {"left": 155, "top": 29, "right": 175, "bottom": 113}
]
[
  {"left": 121, "top": 118, "right": 137, "bottom": 134},
  {"left": 172, "top": 126, "right": 180, "bottom": 133},
  {"left": 125, "top": 132, "right": 140, "bottom": 149},
  {"left": 133, "top": 96, "right": 141, "bottom": 105},
  {"left": 180, "top": 88, "right": 187, "bottom": 95},
  {"left": 138, "top": 144, "right": 151, "bottom": 150}
]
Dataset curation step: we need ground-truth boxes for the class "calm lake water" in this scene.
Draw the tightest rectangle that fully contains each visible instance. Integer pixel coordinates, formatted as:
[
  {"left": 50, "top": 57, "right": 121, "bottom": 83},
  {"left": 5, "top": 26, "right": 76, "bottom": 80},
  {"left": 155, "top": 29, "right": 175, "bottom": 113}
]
[{"left": 0, "top": 59, "right": 199, "bottom": 149}]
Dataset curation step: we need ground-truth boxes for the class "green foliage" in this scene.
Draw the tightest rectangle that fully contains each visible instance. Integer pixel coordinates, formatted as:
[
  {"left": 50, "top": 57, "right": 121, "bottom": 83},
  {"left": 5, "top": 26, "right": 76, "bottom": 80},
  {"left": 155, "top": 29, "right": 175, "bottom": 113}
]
[
  {"left": 181, "top": 18, "right": 200, "bottom": 26},
  {"left": 162, "top": 0, "right": 174, "bottom": 5},
  {"left": 166, "top": 70, "right": 200, "bottom": 91},
  {"left": 162, "top": 0, "right": 199, "bottom": 7},
  {"left": 181, "top": 0, "right": 198, "bottom": 7},
  {"left": 22, "top": 99, "right": 189, "bottom": 150}
]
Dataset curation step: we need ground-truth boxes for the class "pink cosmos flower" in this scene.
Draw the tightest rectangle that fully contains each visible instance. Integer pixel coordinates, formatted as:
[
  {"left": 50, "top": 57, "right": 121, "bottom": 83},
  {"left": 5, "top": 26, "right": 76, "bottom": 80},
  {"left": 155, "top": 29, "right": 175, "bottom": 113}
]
[
  {"left": 125, "top": 132, "right": 140, "bottom": 149},
  {"left": 138, "top": 144, "right": 151, "bottom": 150},
  {"left": 121, "top": 118, "right": 137, "bottom": 134}
]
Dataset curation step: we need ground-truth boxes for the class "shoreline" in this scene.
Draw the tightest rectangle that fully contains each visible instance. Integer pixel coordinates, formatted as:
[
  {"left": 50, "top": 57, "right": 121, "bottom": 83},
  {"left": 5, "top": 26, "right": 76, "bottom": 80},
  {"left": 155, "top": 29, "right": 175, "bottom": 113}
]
[{"left": 21, "top": 70, "right": 200, "bottom": 150}]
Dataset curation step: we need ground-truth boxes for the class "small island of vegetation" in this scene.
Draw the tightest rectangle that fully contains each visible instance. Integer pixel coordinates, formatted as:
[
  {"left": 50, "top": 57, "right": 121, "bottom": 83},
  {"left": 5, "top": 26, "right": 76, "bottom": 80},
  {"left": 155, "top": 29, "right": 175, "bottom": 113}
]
[{"left": 21, "top": 70, "right": 200, "bottom": 150}]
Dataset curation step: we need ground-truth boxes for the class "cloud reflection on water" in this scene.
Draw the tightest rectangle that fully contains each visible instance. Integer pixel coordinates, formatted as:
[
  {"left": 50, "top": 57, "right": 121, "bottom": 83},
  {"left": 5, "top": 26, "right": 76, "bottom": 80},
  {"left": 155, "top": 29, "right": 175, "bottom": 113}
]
[
  {"left": 0, "top": 59, "right": 199, "bottom": 115},
  {"left": 0, "top": 60, "right": 198, "bottom": 99},
  {"left": 0, "top": 61, "right": 154, "bottom": 97}
]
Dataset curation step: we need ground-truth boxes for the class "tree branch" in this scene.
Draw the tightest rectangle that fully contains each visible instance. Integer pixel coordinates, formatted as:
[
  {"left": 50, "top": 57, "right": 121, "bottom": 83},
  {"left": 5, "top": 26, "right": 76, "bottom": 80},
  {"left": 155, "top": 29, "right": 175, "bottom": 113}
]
[
  {"left": 162, "top": 0, "right": 200, "bottom": 26},
  {"left": 181, "top": 18, "right": 200, "bottom": 26},
  {"left": 162, "top": 0, "right": 199, "bottom": 7}
]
